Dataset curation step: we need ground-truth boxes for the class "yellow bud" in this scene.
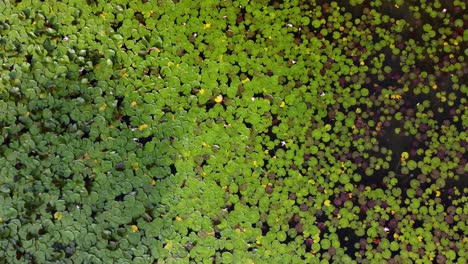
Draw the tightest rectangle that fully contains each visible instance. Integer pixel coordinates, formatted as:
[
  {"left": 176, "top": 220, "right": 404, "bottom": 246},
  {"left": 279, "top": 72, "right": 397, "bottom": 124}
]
[
  {"left": 280, "top": 101, "right": 286, "bottom": 107},
  {"left": 138, "top": 124, "right": 149, "bottom": 131},
  {"left": 131, "top": 225, "right": 138, "bottom": 232}
]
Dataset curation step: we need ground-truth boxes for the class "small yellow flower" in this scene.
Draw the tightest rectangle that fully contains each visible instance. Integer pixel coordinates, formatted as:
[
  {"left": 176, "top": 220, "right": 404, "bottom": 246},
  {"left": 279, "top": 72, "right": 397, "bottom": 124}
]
[
  {"left": 280, "top": 101, "right": 286, "bottom": 108},
  {"left": 131, "top": 225, "right": 139, "bottom": 232},
  {"left": 120, "top": 68, "right": 128, "bottom": 77},
  {"left": 324, "top": 200, "right": 331, "bottom": 207},
  {"left": 138, "top": 124, "right": 149, "bottom": 131},
  {"left": 152, "top": 179, "right": 156, "bottom": 186},
  {"left": 214, "top": 95, "right": 223, "bottom": 103},
  {"left": 400, "top": 152, "right": 409, "bottom": 162},
  {"left": 175, "top": 216, "right": 182, "bottom": 222},
  {"left": 199, "top": 88, "right": 205, "bottom": 95},
  {"left": 204, "top": 23, "right": 212, "bottom": 29},
  {"left": 435, "top": 190, "right": 441, "bottom": 197},
  {"left": 394, "top": 233, "right": 399, "bottom": 239},
  {"left": 99, "top": 104, "right": 107, "bottom": 111},
  {"left": 131, "top": 101, "right": 137, "bottom": 107},
  {"left": 432, "top": 84, "right": 438, "bottom": 90},
  {"left": 54, "top": 212, "right": 62, "bottom": 221},
  {"left": 391, "top": 94, "right": 402, "bottom": 100},
  {"left": 242, "top": 77, "right": 250, "bottom": 83}
]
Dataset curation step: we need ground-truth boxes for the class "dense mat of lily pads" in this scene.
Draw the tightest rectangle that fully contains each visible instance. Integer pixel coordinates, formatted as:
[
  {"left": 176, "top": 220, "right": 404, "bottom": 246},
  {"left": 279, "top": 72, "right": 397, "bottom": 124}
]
[{"left": 0, "top": 0, "right": 467, "bottom": 263}]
